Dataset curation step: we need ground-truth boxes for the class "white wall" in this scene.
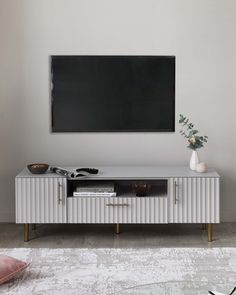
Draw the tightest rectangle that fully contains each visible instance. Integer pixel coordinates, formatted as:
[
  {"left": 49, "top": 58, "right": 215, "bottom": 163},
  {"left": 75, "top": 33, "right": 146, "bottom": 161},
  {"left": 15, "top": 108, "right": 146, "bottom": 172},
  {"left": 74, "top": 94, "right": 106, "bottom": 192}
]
[{"left": 1, "top": 0, "right": 236, "bottom": 222}]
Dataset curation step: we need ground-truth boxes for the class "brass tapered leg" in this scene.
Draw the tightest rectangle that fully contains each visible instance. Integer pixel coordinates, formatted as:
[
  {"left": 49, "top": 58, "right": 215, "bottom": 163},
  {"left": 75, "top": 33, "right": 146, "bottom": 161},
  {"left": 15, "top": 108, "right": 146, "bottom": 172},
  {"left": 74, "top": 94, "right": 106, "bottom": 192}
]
[
  {"left": 207, "top": 223, "right": 212, "bottom": 242},
  {"left": 116, "top": 224, "right": 120, "bottom": 234},
  {"left": 24, "top": 224, "right": 29, "bottom": 242},
  {"left": 201, "top": 223, "right": 207, "bottom": 230}
]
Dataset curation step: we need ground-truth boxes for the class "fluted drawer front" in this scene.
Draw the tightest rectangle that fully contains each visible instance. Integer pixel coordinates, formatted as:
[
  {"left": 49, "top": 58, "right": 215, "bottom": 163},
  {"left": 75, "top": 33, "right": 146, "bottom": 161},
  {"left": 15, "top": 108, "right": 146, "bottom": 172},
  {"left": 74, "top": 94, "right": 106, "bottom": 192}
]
[
  {"left": 169, "top": 177, "right": 220, "bottom": 223},
  {"left": 67, "top": 197, "right": 168, "bottom": 224},
  {"left": 15, "top": 177, "right": 67, "bottom": 223}
]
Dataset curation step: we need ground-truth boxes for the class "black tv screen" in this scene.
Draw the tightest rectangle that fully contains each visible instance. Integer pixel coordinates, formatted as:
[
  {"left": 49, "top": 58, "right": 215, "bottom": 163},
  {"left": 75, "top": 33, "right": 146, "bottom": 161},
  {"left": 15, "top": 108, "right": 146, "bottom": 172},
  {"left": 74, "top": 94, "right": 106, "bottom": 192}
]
[{"left": 51, "top": 55, "right": 175, "bottom": 132}]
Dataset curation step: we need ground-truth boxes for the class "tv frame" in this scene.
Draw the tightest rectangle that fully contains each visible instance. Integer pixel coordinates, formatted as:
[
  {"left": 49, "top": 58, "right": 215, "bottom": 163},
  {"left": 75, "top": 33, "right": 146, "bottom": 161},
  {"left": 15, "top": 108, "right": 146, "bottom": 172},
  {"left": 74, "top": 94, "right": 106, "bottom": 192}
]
[{"left": 50, "top": 55, "right": 176, "bottom": 133}]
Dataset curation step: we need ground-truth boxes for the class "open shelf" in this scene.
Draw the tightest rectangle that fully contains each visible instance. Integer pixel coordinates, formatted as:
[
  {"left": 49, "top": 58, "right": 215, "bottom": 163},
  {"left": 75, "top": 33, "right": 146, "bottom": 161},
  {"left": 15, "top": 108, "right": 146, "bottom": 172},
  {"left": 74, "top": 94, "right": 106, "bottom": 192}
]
[{"left": 67, "top": 179, "right": 168, "bottom": 198}]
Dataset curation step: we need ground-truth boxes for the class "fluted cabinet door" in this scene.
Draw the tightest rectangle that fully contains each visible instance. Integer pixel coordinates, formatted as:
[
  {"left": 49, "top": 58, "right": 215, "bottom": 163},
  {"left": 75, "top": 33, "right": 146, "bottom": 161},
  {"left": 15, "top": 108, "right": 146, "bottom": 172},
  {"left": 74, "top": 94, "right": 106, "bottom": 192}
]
[
  {"left": 169, "top": 177, "right": 220, "bottom": 223},
  {"left": 15, "top": 177, "right": 67, "bottom": 223}
]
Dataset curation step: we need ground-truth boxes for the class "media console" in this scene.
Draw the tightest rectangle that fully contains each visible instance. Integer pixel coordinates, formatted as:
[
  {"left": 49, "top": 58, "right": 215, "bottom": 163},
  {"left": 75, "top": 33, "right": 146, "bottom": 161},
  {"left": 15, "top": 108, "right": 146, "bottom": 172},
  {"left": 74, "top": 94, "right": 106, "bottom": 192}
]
[{"left": 15, "top": 166, "right": 220, "bottom": 242}]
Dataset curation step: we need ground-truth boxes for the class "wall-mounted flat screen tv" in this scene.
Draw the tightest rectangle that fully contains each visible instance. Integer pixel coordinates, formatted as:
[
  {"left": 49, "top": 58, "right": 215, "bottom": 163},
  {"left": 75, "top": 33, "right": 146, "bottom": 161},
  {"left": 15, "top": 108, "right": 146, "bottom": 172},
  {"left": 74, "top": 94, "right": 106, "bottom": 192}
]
[{"left": 51, "top": 55, "right": 175, "bottom": 132}]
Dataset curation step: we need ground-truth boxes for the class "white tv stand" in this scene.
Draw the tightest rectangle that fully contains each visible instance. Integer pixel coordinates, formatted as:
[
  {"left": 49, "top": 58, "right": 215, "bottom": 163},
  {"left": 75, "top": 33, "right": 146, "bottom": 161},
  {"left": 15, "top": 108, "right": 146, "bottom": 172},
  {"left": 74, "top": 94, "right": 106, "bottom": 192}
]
[{"left": 15, "top": 166, "right": 220, "bottom": 242}]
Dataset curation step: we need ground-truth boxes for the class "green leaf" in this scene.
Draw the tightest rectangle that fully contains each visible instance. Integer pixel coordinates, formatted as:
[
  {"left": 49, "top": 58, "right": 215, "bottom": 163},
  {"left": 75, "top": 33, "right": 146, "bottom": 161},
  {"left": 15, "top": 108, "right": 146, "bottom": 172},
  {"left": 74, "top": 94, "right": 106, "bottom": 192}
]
[
  {"left": 179, "top": 114, "right": 185, "bottom": 123},
  {"left": 183, "top": 119, "right": 189, "bottom": 126}
]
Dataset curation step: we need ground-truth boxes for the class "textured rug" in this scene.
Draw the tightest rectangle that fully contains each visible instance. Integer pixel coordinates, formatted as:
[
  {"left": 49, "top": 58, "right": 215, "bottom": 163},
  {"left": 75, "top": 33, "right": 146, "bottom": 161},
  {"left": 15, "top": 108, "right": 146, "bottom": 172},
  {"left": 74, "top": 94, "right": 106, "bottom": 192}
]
[{"left": 0, "top": 248, "right": 236, "bottom": 295}]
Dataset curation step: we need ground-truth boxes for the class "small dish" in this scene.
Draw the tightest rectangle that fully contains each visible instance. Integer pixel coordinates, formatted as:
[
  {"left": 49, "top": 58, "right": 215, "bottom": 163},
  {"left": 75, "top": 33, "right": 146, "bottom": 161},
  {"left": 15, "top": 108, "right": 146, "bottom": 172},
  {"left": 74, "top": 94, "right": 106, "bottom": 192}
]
[{"left": 27, "top": 163, "right": 49, "bottom": 174}]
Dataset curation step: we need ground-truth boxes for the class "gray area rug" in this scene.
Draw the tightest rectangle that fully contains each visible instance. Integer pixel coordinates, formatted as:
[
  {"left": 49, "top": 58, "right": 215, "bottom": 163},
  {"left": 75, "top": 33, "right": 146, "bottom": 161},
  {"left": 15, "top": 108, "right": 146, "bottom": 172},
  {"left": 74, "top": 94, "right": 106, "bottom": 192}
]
[{"left": 0, "top": 248, "right": 235, "bottom": 294}]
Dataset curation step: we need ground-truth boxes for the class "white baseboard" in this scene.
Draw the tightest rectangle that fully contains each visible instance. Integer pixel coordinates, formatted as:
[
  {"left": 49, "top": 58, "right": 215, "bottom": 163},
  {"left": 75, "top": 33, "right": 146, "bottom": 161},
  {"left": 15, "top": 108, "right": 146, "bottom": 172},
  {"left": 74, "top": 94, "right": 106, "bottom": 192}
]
[
  {"left": 0, "top": 211, "right": 15, "bottom": 223},
  {"left": 1, "top": 210, "right": 236, "bottom": 223}
]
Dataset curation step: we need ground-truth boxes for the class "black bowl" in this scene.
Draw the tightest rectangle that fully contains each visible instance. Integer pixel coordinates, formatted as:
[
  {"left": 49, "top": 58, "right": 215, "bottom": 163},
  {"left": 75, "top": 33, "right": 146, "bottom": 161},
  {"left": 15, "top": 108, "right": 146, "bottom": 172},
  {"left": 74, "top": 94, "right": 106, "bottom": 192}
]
[{"left": 27, "top": 163, "right": 49, "bottom": 174}]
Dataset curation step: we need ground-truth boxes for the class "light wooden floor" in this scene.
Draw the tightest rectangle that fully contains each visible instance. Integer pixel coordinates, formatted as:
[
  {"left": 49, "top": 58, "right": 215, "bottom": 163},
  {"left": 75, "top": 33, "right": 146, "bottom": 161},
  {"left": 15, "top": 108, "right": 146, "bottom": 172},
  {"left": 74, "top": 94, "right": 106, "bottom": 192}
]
[{"left": 1, "top": 223, "right": 236, "bottom": 248}]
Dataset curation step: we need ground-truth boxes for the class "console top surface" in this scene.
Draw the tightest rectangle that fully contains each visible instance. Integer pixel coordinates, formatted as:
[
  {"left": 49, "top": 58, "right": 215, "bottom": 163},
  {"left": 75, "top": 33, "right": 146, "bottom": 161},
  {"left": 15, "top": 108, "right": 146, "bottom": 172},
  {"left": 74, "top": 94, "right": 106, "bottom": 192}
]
[{"left": 16, "top": 166, "right": 220, "bottom": 179}]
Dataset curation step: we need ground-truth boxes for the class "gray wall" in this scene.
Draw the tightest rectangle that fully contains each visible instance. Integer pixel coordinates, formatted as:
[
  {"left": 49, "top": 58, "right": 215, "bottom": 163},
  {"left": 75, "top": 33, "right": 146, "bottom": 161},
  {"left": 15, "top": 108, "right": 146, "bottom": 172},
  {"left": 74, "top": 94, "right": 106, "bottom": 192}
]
[{"left": 1, "top": 0, "right": 236, "bottom": 222}]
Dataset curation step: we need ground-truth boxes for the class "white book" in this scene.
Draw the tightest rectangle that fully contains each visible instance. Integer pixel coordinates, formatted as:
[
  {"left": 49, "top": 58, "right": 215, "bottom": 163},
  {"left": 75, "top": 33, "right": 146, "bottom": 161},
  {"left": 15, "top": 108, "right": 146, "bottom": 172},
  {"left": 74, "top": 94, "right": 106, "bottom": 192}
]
[
  {"left": 76, "top": 187, "right": 115, "bottom": 193},
  {"left": 73, "top": 192, "right": 117, "bottom": 197},
  {"left": 75, "top": 182, "right": 115, "bottom": 193}
]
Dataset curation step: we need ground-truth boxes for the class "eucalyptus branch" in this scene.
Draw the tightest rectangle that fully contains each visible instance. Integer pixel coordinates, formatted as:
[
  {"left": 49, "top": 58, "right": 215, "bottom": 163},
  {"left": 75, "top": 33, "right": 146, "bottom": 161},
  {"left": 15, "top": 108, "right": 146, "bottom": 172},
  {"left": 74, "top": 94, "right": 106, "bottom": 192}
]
[{"left": 179, "top": 114, "right": 208, "bottom": 151}]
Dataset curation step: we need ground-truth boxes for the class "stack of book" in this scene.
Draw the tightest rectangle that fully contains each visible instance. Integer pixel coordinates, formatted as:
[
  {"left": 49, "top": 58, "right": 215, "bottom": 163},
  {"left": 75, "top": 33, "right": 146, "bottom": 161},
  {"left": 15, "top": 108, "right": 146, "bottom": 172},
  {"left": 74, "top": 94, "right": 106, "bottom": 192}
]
[{"left": 73, "top": 183, "right": 116, "bottom": 197}]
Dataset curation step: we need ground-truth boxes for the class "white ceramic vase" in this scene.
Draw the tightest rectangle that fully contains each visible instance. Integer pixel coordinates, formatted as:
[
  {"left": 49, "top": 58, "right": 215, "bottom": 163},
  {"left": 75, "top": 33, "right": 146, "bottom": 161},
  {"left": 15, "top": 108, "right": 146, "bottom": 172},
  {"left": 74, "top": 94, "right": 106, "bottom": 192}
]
[{"left": 190, "top": 150, "right": 199, "bottom": 171}]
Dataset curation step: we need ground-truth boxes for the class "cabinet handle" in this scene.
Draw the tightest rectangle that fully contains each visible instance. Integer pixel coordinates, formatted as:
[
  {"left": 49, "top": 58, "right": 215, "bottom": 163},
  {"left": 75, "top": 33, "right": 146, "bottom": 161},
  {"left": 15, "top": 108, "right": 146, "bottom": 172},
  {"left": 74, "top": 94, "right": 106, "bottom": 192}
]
[
  {"left": 58, "top": 182, "right": 63, "bottom": 205},
  {"left": 174, "top": 181, "right": 179, "bottom": 205},
  {"left": 106, "top": 203, "right": 129, "bottom": 207}
]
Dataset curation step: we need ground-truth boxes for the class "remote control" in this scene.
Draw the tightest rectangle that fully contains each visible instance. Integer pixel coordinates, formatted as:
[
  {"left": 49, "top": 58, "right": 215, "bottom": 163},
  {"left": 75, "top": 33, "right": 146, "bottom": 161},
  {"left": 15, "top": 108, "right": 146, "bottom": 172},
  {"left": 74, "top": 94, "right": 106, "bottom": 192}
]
[{"left": 76, "top": 168, "right": 99, "bottom": 174}]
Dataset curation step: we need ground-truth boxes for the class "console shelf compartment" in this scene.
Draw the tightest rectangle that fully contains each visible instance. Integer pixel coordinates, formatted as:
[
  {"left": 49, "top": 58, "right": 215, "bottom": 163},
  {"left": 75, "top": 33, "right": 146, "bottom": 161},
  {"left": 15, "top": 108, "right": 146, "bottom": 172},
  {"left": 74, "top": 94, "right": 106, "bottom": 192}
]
[{"left": 67, "top": 179, "right": 168, "bottom": 198}]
